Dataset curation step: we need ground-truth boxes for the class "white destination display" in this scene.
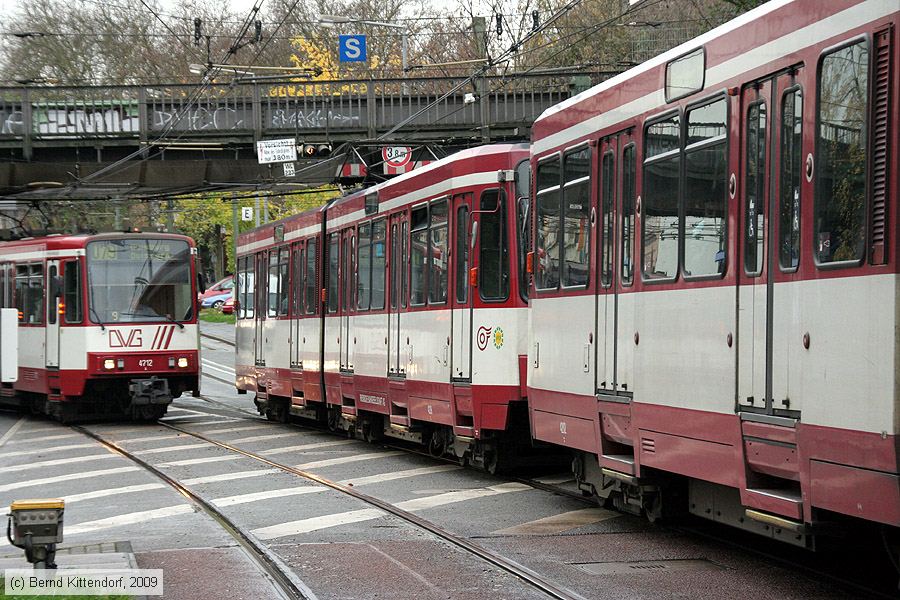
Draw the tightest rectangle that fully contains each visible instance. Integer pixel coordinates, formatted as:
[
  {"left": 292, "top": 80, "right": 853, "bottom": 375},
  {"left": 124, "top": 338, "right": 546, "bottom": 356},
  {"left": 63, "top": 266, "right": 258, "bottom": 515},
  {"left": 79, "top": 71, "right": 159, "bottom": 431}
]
[{"left": 256, "top": 139, "right": 297, "bottom": 164}]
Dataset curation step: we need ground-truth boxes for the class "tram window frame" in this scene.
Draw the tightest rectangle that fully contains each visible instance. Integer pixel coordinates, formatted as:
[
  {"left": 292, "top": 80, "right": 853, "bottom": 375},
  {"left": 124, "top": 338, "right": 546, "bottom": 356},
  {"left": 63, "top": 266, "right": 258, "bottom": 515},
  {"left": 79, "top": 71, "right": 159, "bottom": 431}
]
[
  {"left": 400, "top": 221, "right": 409, "bottom": 309},
  {"left": 514, "top": 159, "right": 531, "bottom": 302},
  {"left": 621, "top": 143, "right": 636, "bottom": 286},
  {"left": 665, "top": 47, "right": 706, "bottom": 103},
  {"left": 371, "top": 220, "right": 386, "bottom": 310},
  {"left": 410, "top": 204, "right": 429, "bottom": 307},
  {"left": 327, "top": 234, "right": 339, "bottom": 313},
  {"left": 455, "top": 205, "right": 469, "bottom": 304},
  {"left": 744, "top": 98, "right": 767, "bottom": 277},
  {"left": 62, "top": 260, "right": 83, "bottom": 324},
  {"left": 357, "top": 222, "right": 372, "bottom": 311},
  {"left": 561, "top": 145, "right": 591, "bottom": 289},
  {"left": 292, "top": 245, "right": 304, "bottom": 317},
  {"left": 779, "top": 86, "right": 803, "bottom": 272},
  {"left": 641, "top": 111, "right": 682, "bottom": 282},
  {"left": 534, "top": 153, "right": 562, "bottom": 291},
  {"left": 682, "top": 95, "right": 728, "bottom": 280},
  {"left": 305, "top": 238, "right": 318, "bottom": 314},
  {"left": 600, "top": 149, "right": 615, "bottom": 288},
  {"left": 47, "top": 264, "right": 58, "bottom": 325},
  {"left": 391, "top": 223, "right": 400, "bottom": 310},
  {"left": 16, "top": 263, "right": 44, "bottom": 325},
  {"left": 428, "top": 199, "right": 449, "bottom": 305},
  {"left": 814, "top": 37, "right": 869, "bottom": 268},
  {"left": 479, "top": 189, "right": 510, "bottom": 301}
]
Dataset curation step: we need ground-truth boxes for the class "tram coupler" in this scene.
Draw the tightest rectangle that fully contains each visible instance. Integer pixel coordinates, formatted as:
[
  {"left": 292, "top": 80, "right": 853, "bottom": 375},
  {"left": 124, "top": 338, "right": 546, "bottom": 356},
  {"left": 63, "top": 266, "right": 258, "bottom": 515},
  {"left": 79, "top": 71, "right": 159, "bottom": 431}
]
[{"left": 129, "top": 376, "right": 172, "bottom": 419}]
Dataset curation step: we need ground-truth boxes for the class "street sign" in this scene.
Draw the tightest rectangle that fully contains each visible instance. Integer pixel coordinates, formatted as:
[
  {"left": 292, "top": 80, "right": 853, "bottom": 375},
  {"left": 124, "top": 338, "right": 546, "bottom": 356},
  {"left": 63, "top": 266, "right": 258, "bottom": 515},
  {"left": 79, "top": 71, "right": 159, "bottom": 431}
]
[
  {"left": 339, "top": 35, "right": 367, "bottom": 62},
  {"left": 241, "top": 207, "right": 254, "bottom": 221},
  {"left": 382, "top": 146, "right": 412, "bottom": 169},
  {"left": 256, "top": 138, "right": 297, "bottom": 164},
  {"left": 283, "top": 162, "right": 296, "bottom": 177}
]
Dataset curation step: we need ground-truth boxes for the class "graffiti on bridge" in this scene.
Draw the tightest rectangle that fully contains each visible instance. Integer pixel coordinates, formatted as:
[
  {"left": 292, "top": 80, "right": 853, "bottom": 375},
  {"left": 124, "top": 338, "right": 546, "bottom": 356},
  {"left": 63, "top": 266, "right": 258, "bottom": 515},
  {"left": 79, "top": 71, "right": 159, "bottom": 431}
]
[
  {"left": 269, "top": 108, "right": 360, "bottom": 129},
  {"left": 151, "top": 106, "right": 247, "bottom": 131}
]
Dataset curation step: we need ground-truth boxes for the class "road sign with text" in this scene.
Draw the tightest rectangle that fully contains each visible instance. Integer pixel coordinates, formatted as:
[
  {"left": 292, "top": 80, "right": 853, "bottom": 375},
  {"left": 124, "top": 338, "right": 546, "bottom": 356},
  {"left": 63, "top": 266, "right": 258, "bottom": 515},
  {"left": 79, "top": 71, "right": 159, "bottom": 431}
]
[
  {"left": 256, "top": 138, "right": 297, "bottom": 164},
  {"left": 339, "top": 35, "right": 367, "bottom": 62}
]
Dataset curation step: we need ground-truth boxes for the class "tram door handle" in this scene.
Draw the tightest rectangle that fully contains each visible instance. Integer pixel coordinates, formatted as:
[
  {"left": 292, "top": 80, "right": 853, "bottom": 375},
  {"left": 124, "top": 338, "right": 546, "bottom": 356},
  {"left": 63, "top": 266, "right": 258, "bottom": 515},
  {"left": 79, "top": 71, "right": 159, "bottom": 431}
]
[
  {"left": 442, "top": 345, "right": 449, "bottom": 367},
  {"left": 533, "top": 342, "right": 539, "bottom": 368},
  {"left": 583, "top": 344, "right": 590, "bottom": 372}
]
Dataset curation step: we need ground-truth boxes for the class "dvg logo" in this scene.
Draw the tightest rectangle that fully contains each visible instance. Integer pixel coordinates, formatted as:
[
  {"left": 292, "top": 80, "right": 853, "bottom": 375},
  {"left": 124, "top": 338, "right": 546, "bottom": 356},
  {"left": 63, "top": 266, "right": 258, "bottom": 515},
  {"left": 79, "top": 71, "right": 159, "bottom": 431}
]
[{"left": 109, "top": 329, "right": 142, "bottom": 348}]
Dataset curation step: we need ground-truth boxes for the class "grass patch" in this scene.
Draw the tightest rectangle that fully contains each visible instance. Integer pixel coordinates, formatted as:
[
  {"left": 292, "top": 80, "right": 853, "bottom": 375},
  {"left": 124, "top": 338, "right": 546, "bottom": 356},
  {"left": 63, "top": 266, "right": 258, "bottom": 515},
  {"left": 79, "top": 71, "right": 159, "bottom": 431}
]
[
  {"left": 199, "top": 309, "right": 235, "bottom": 324},
  {"left": 0, "top": 577, "right": 130, "bottom": 600}
]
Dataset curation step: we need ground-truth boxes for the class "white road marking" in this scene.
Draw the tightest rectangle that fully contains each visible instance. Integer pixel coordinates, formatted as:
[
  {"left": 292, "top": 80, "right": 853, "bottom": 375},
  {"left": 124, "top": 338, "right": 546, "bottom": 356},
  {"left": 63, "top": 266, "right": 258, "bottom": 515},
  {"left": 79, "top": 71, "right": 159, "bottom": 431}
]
[
  {"left": 14, "top": 424, "right": 67, "bottom": 434},
  {"left": 163, "top": 407, "right": 208, "bottom": 416},
  {"left": 0, "top": 416, "right": 27, "bottom": 448},
  {"left": 200, "top": 424, "right": 273, "bottom": 435},
  {"left": 492, "top": 507, "right": 620, "bottom": 535},
  {"left": 0, "top": 453, "right": 117, "bottom": 474},
  {"left": 65, "top": 483, "right": 167, "bottom": 504},
  {"left": 160, "top": 414, "right": 231, "bottom": 423},
  {"left": 66, "top": 505, "right": 195, "bottom": 536},
  {"left": 213, "top": 486, "right": 324, "bottom": 507},
  {"left": 135, "top": 442, "right": 212, "bottom": 455},
  {"left": 0, "top": 466, "right": 140, "bottom": 493},
  {"left": 259, "top": 440, "right": 354, "bottom": 456},
  {"left": 159, "top": 455, "right": 239, "bottom": 467},
  {"left": 293, "top": 451, "right": 404, "bottom": 470},
  {"left": 117, "top": 434, "right": 186, "bottom": 444},
  {"left": 210, "top": 465, "right": 463, "bottom": 507},
  {"left": 7, "top": 432, "right": 84, "bottom": 444},
  {"left": 340, "top": 465, "right": 462, "bottom": 486},
  {"left": 0, "top": 442, "right": 97, "bottom": 458},
  {"left": 252, "top": 482, "right": 530, "bottom": 540},
  {"left": 202, "top": 359, "right": 235, "bottom": 374},
  {"left": 227, "top": 432, "right": 298, "bottom": 444},
  {"left": 177, "top": 419, "right": 242, "bottom": 426},
  {"left": 182, "top": 468, "right": 281, "bottom": 485}
]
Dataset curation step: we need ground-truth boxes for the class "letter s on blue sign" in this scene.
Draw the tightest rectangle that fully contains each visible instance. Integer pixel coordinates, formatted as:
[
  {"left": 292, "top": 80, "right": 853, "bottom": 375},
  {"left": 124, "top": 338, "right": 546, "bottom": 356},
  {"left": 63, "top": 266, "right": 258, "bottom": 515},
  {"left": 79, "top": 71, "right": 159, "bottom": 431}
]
[{"left": 345, "top": 38, "right": 360, "bottom": 59}]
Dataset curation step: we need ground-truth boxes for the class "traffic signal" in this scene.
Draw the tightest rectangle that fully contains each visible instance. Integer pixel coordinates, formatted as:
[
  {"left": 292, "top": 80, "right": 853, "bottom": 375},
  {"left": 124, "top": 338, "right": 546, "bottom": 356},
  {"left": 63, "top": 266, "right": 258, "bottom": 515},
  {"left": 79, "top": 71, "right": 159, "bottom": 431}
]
[{"left": 301, "top": 143, "right": 332, "bottom": 158}]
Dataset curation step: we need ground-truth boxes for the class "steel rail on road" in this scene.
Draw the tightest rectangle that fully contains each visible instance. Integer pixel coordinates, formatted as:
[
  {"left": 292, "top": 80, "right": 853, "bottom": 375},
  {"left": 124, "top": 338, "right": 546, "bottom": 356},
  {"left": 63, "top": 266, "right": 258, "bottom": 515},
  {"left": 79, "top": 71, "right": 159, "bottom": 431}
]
[
  {"left": 157, "top": 420, "right": 586, "bottom": 600},
  {"left": 72, "top": 425, "right": 319, "bottom": 600}
]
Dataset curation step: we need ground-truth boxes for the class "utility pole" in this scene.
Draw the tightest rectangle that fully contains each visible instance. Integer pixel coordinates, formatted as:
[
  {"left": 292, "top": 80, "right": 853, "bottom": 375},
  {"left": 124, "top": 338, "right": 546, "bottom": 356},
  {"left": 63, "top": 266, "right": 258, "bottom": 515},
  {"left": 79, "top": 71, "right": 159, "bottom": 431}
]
[
  {"left": 255, "top": 196, "right": 261, "bottom": 227},
  {"left": 472, "top": 17, "right": 490, "bottom": 143},
  {"left": 231, "top": 194, "right": 239, "bottom": 276},
  {"left": 166, "top": 199, "right": 175, "bottom": 232}
]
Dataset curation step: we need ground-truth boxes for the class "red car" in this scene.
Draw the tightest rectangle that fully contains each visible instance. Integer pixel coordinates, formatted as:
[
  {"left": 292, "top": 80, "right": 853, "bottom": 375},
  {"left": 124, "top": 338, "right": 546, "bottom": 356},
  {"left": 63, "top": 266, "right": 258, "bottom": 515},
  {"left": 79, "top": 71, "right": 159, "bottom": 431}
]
[
  {"left": 198, "top": 275, "right": 233, "bottom": 303},
  {"left": 221, "top": 296, "right": 236, "bottom": 314}
]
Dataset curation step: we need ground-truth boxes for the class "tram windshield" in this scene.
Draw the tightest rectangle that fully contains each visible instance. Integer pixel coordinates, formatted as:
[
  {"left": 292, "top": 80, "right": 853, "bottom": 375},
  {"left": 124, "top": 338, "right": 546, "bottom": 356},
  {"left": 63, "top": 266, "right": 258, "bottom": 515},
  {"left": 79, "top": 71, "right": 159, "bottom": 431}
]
[{"left": 86, "top": 238, "right": 193, "bottom": 323}]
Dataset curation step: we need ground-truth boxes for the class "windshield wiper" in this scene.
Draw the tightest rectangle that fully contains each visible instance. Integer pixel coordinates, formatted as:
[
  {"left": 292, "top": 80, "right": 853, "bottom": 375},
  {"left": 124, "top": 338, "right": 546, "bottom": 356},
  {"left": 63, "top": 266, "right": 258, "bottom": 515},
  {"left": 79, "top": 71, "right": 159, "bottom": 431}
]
[{"left": 89, "top": 305, "right": 106, "bottom": 331}]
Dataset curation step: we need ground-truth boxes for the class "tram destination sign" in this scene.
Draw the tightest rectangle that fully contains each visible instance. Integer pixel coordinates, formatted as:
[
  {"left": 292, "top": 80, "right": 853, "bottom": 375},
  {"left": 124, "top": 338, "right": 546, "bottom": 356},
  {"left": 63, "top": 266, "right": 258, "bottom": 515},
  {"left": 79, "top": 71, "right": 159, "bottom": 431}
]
[{"left": 256, "top": 138, "right": 297, "bottom": 164}]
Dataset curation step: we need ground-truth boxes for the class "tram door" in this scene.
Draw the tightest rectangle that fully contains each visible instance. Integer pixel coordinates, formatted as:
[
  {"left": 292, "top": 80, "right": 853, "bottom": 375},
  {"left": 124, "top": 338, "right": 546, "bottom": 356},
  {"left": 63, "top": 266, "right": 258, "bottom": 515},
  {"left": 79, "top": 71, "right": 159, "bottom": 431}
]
[
  {"left": 339, "top": 228, "right": 355, "bottom": 372},
  {"left": 388, "top": 213, "right": 408, "bottom": 376},
  {"left": 254, "top": 252, "right": 266, "bottom": 366},
  {"left": 45, "top": 260, "right": 60, "bottom": 369},
  {"left": 451, "top": 193, "right": 473, "bottom": 381},
  {"left": 596, "top": 132, "right": 634, "bottom": 396},
  {"left": 737, "top": 72, "right": 802, "bottom": 416}
]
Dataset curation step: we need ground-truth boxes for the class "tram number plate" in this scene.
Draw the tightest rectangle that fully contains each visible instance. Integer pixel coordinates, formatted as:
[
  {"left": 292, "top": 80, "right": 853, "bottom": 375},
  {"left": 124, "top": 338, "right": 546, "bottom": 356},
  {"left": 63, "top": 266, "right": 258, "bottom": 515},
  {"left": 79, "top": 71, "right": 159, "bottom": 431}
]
[{"left": 139, "top": 359, "right": 154, "bottom": 368}]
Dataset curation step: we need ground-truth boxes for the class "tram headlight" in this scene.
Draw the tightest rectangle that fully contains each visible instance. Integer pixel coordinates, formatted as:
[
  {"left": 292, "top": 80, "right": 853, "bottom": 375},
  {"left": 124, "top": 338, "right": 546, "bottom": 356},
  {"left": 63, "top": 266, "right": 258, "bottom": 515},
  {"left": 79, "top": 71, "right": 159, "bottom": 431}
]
[
  {"left": 103, "top": 359, "right": 115, "bottom": 370},
  {"left": 177, "top": 357, "right": 189, "bottom": 369}
]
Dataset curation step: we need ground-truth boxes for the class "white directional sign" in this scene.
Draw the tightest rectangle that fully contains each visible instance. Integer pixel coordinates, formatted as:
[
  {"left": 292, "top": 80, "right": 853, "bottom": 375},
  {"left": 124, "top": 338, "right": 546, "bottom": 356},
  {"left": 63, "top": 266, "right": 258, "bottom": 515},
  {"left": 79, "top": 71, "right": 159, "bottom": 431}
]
[
  {"left": 256, "top": 138, "right": 297, "bottom": 164},
  {"left": 241, "top": 207, "right": 254, "bottom": 221}
]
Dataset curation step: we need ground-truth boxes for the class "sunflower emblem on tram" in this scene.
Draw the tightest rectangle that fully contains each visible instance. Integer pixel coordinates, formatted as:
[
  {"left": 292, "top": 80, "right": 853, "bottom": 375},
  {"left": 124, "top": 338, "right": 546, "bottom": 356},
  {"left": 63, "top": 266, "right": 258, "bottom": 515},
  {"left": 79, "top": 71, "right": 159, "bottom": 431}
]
[{"left": 492, "top": 327, "right": 504, "bottom": 349}]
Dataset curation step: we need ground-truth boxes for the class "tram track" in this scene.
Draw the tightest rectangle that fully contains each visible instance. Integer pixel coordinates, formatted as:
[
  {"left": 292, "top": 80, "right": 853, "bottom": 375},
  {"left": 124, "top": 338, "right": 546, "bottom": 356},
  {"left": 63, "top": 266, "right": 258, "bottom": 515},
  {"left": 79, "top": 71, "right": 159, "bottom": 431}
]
[
  {"left": 154, "top": 419, "right": 587, "bottom": 600},
  {"left": 71, "top": 424, "right": 318, "bottom": 600}
]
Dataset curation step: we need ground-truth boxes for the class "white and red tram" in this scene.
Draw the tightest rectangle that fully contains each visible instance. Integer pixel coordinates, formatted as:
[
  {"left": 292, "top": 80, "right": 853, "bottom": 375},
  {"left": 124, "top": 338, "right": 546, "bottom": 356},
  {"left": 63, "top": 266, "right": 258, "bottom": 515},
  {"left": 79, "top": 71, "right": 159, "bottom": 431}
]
[
  {"left": 236, "top": 144, "right": 534, "bottom": 469},
  {"left": 0, "top": 232, "right": 201, "bottom": 420},
  {"left": 528, "top": 0, "right": 899, "bottom": 542}
]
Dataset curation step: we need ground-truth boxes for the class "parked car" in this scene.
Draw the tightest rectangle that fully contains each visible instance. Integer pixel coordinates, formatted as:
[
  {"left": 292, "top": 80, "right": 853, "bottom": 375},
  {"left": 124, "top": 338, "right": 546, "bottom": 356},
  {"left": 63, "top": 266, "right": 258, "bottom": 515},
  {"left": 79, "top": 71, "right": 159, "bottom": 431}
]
[
  {"left": 201, "top": 291, "right": 232, "bottom": 310},
  {"left": 221, "top": 296, "right": 236, "bottom": 315},
  {"left": 198, "top": 275, "right": 234, "bottom": 303}
]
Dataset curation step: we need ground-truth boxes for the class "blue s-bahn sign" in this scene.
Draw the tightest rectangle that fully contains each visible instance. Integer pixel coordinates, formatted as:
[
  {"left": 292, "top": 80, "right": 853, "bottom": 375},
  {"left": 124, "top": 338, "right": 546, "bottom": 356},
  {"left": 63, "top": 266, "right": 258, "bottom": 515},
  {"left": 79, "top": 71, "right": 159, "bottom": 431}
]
[{"left": 339, "top": 35, "right": 367, "bottom": 63}]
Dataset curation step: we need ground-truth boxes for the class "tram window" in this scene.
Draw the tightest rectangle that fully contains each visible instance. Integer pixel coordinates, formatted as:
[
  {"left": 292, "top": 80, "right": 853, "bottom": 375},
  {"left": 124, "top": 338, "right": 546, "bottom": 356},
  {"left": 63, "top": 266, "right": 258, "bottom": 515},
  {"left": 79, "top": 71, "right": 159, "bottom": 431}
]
[
  {"left": 645, "top": 114, "right": 680, "bottom": 158},
  {"left": 429, "top": 200, "right": 448, "bottom": 304},
  {"left": 327, "top": 234, "right": 339, "bottom": 313},
  {"left": 357, "top": 222, "right": 372, "bottom": 310},
  {"left": 47, "top": 265, "right": 57, "bottom": 325},
  {"left": 816, "top": 40, "right": 868, "bottom": 265},
  {"left": 456, "top": 206, "right": 469, "bottom": 303},
  {"left": 371, "top": 220, "right": 386, "bottom": 310},
  {"left": 666, "top": 47, "right": 705, "bottom": 102},
  {"left": 480, "top": 190, "right": 509, "bottom": 300},
  {"left": 305, "top": 239, "right": 317, "bottom": 314},
  {"left": 279, "top": 248, "right": 290, "bottom": 316},
  {"left": 515, "top": 160, "right": 531, "bottom": 301},
  {"left": 745, "top": 101, "right": 767, "bottom": 276},
  {"left": 63, "top": 261, "right": 83, "bottom": 323},
  {"left": 780, "top": 88, "right": 802, "bottom": 270},
  {"left": 684, "top": 98, "right": 728, "bottom": 278},
  {"left": 240, "top": 258, "right": 253, "bottom": 319},
  {"left": 16, "top": 263, "right": 43, "bottom": 324},
  {"left": 410, "top": 205, "right": 428, "bottom": 306},
  {"left": 400, "top": 221, "right": 408, "bottom": 308},
  {"left": 535, "top": 156, "right": 561, "bottom": 289},
  {"left": 562, "top": 147, "right": 590, "bottom": 288},
  {"left": 0, "top": 264, "right": 6, "bottom": 307},
  {"left": 292, "top": 247, "right": 303, "bottom": 317},
  {"left": 600, "top": 151, "right": 614, "bottom": 287},
  {"left": 391, "top": 224, "right": 399, "bottom": 309},
  {"left": 621, "top": 145, "right": 636, "bottom": 285}
]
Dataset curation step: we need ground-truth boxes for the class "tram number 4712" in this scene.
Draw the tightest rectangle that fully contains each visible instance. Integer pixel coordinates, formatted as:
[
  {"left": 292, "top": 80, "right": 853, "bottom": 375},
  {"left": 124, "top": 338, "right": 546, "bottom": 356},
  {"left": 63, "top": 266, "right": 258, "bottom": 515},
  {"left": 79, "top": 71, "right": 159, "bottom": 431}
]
[{"left": 139, "top": 359, "right": 154, "bottom": 368}]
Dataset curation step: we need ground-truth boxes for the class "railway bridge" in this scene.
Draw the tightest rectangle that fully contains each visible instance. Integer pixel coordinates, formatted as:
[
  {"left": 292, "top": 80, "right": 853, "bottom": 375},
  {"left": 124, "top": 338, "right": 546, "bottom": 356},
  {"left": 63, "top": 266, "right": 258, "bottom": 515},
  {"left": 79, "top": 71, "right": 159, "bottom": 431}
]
[{"left": 0, "top": 72, "right": 598, "bottom": 198}]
